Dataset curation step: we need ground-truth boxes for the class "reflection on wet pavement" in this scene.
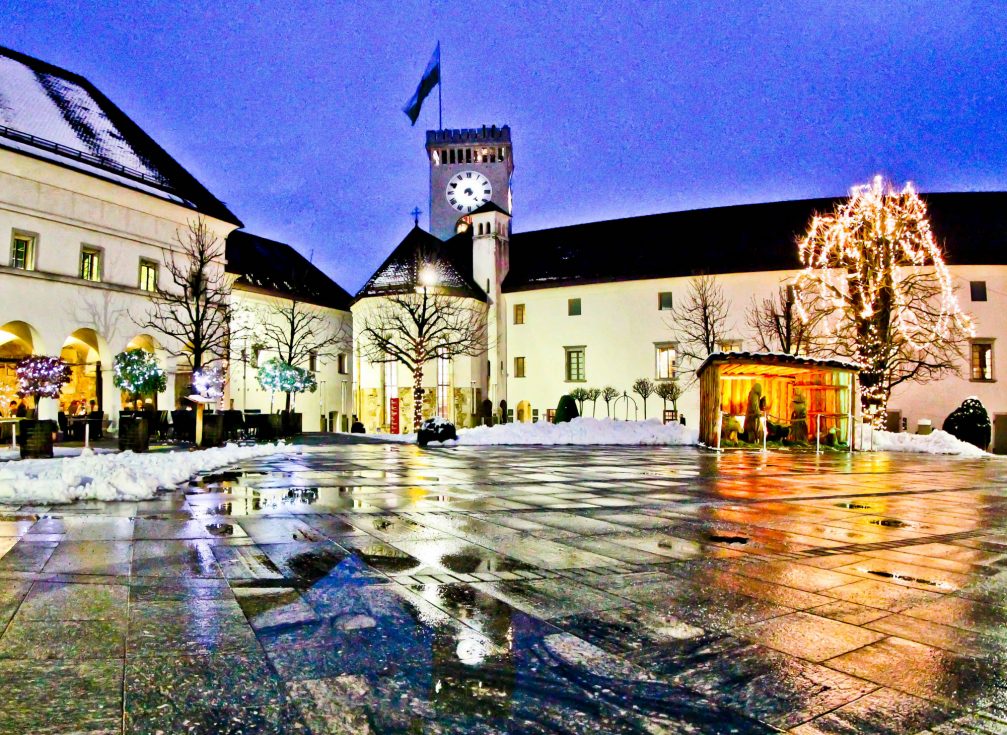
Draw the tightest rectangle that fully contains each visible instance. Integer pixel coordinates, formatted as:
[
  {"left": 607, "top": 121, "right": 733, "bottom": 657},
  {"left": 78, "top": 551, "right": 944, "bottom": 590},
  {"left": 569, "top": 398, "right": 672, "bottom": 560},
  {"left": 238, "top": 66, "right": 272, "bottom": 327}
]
[{"left": 1, "top": 442, "right": 1006, "bottom": 733}]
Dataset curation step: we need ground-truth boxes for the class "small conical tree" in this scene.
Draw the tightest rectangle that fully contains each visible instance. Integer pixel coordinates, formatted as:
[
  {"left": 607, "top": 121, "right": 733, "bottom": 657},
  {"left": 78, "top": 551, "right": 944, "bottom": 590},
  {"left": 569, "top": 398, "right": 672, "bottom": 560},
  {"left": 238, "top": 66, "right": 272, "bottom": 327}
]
[{"left": 554, "top": 394, "right": 579, "bottom": 423}]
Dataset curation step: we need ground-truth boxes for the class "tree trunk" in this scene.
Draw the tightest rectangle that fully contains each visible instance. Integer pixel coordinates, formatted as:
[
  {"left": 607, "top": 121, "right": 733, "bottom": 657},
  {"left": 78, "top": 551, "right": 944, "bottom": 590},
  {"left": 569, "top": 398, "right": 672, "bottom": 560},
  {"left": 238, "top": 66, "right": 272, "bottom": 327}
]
[
  {"left": 285, "top": 392, "right": 292, "bottom": 412},
  {"left": 412, "top": 365, "right": 424, "bottom": 432}
]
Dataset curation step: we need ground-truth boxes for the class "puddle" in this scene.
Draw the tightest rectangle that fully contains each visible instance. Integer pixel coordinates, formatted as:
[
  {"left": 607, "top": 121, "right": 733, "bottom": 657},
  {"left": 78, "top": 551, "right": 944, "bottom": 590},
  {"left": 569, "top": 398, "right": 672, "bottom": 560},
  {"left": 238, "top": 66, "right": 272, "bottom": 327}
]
[
  {"left": 837, "top": 502, "right": 871, "bottom": 510},
  {"left": 866, "top": 569, "right": 949, "bottom": 588},
  {"left": 707, "top": 534, "right": 748, "bottom": 544},
  {"left": 868, "top": 519, "right": 909, "bottom": 528},
  {"left": 205, "top": 522, "right": 235, "bottom": 536}
]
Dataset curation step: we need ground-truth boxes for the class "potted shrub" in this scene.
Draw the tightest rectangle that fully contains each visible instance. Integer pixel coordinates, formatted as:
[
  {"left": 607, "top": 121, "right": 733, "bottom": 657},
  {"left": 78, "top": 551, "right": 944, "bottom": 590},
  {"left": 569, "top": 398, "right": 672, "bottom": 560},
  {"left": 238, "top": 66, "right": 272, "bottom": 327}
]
[
  {"left": 418, "top": 417, "right": 457, "bottom": 447},
  {"left": 943, "top": 397, "right": 991, "bottom": 451},
  {"left": 113, "top": 349, "right": 166, "bottom": 452},
  {"left": 15, "top": 356, "right": 70, "bottom": 459}
]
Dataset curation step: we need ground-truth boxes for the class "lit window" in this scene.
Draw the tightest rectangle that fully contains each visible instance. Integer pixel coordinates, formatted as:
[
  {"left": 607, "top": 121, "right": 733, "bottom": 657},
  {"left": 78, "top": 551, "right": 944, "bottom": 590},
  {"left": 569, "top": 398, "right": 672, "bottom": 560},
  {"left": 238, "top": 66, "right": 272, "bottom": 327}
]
[
  {"left": 138, "top": 259, "right": 158, "bottom": 291},
  {"left": 337, "top": 353, "right": 348, "bottom": 374},
  {"left": 514, "top": 304, "right": 525, "bottom": 324},
  {"left": 658, "top": 292, "right": 673, "bottom": 310},
  {"left": 719, "top": 339, "right": 743, "bottom": 352},
  {"left": 565, "top": 347, "right": 585, "bottom": 382},
  {"left": 655, "top": 343, "right": 677, "bottom": 380},
  {"left": 971, "top": 281, "right": 988, "bottom": 302},
  {"left": 10, "top": 232, "right": 36, "bottom": 271},
  {"left": 568, "top": 298, "right": 582, "bottom": 316},
  {"left": 436, "top": 355, "right": 450, "bottom": 418},
  {"left": 971, "top": 340, "right": 994, "bottom": 381},
  {"left": 80, "top": 247, "right": 102, "bottom": 282},
  {"left": 309, "top": 351, "right": 318, "bottom": 372},
  {"left": 514, "top": 356, "right": 526, "bottom": 378}
]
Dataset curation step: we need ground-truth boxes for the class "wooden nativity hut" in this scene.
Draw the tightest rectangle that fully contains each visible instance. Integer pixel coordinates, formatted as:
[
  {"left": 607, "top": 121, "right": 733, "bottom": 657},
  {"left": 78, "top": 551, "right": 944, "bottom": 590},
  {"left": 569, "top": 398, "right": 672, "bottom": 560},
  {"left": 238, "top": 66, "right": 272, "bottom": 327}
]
[{"left": 697, "top": 352, "right": 860, "bottom": 449}]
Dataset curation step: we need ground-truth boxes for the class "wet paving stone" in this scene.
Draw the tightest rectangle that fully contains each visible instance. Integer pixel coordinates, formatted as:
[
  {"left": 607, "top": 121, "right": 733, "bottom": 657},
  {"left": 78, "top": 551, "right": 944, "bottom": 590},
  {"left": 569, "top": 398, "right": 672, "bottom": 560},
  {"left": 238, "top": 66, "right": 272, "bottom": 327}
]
[{"left": 5, "top": 442, "right": 1007, "bottom": 733}]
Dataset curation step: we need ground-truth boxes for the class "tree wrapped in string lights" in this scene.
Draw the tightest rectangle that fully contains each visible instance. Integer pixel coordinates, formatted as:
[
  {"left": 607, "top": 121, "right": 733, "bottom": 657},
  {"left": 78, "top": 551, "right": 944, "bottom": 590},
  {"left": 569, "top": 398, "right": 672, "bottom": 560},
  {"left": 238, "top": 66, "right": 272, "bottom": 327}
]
[
  {"left": 16, "top": 356, "right": 71, "bottom": 407},
  {"left": 113, "top": 349, "right": 166, "bottom": 402},
  {"left": 793, "top": 177, "right": 973, "bottom": 428},
  {"left": 191, "top": 366, "right": 225, "bottom": 400},
  {"left": 256, "top": 358, "right": 317, "bottom": 408}
]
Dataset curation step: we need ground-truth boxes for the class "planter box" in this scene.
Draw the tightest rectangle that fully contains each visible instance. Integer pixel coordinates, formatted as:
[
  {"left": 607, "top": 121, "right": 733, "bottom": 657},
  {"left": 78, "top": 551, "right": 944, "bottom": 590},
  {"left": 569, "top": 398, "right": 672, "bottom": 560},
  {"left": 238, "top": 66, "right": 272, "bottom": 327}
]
[
  {"left": 19, "top": 419, "right": 55, "bottom": 459},
  {"left": 281, "top": 411, "right": 302, "bottom": 437},
  {"left": 200, "top": 413, "right": 225, "bottom": 448},
  {"left": 118, "top": 414, "right": 150, "bottom": 453}
]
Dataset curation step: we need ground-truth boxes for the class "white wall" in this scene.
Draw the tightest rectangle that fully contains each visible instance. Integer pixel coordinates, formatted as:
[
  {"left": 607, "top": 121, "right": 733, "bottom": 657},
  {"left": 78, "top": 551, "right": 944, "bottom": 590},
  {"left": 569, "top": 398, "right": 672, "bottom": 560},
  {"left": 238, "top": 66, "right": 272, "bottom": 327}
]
[
  {"left": 504, "top": 266, "right": 1007, "bottom": 430},
  {"left": 230, "top": 288, "right": 352, "bottom": 432},
  {"left": 0, "top": 147, "right": 237, "bottom": 419}
]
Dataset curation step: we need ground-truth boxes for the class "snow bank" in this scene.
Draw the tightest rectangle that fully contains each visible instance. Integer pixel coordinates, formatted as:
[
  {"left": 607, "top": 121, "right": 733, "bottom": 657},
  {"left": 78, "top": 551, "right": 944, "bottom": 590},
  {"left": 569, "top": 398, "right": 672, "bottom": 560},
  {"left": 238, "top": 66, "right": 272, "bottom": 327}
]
[
  {"left": 367, "top": 417, "right": 699, "bottom": 447},
  {"left": 0, "top": 443, "right": 297, "bottom": 504},
  {"left": 857, "top": 426, "right": 988, "bottom": 458}
]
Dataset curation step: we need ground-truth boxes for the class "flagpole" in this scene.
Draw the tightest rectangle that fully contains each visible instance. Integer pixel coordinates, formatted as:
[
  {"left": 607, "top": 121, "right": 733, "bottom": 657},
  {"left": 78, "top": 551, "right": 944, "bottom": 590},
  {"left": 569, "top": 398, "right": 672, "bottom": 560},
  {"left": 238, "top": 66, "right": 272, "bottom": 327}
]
[{"left": 438, "top": 41, "right": 443, "bottom": 130}]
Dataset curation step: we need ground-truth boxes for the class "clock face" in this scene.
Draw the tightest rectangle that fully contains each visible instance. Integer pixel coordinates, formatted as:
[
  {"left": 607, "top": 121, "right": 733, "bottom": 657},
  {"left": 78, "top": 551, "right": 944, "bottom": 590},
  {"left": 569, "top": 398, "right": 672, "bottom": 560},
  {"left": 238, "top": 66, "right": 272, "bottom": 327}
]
[{"left": 446, "top": 170, "right": 492, "bottom": 213}]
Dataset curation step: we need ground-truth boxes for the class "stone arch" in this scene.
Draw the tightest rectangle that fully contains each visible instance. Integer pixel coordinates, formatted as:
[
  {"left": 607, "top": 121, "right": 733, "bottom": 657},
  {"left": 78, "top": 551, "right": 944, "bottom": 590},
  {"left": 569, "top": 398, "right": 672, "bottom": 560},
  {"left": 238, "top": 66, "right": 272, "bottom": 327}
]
[
  {"left": 516, "top": 399, "right": 532, "bottom": 423},
  {"left": 60, "top": 328, "right": 112, "bottom": 414},
  {"left": 0, "top": 321, "right": 44, "bottom": 412},
  {"left": 125, "top": 333, "right": 160, "bottom": 353}
]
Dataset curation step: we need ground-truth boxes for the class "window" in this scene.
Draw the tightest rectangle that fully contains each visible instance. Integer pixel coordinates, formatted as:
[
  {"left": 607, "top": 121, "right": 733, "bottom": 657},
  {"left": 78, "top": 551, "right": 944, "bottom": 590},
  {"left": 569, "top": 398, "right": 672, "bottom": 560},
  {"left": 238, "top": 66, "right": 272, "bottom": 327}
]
[
  {"left": 971, "top": 281, "right": 988, "bottom": 302},
  {"left": 514, "top": 303, "right": 525, "bottom": 324},
  {"left": 337, "top": 353, "right": 348, "bottom": 374},
  {"left": 80, "top": 246, "right": 102, "bottom": 282},
  {"left": 655, "top": 343, "right": 678, "bottom": 380},
  {"left": 658, "top": 292, "right": 674, "bottom": 310},
  {"left": 309, "top": 351, "right": 318, "bottom": 372},
  {"left": 971, "top": 340, "right": 994, "bottom": 381},
  {"left": 250, "top": 345, "right": 262, "bottom": 369},
  {"left": 565, "top": 346, "right": 585, "bottom": 382},
  {"left": 514, "top": 356, "right": 526, "bottom": 378},
  {"left": 138, "top": 259, "right": 158, "bottom": 292},
  {"left": 436, "top": 355, "right": 450, "bottom": 418},
  {"left": 10, "top": 232, "right": 36, "bottom": 270},
  {"left": 719, "top": 339, "right": 743, "bottom": 352},
  {"left": 568, "top": 298, "right": 582, "bottom": 316}
]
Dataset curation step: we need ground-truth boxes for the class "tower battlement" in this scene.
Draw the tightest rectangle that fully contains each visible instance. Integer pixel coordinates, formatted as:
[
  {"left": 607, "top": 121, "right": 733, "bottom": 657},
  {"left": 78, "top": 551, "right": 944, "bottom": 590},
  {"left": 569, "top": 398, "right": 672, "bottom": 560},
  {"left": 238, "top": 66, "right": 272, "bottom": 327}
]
[{"left": 426, "top": 125, "right": 511, "bottom": 146}]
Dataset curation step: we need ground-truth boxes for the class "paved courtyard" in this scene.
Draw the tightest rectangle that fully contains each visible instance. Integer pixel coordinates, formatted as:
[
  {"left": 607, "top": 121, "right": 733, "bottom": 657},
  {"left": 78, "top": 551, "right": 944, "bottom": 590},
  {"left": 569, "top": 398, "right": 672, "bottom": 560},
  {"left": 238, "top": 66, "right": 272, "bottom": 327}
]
[{"left": 1, "top": 441, "right": 1006, "bottom": 734}]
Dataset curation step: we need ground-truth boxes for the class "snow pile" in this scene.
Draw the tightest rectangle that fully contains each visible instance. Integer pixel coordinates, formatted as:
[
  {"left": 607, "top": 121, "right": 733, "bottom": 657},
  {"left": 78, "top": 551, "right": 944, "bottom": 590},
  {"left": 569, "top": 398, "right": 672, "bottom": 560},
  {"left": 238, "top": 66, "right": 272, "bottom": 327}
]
[
  {"left": 0, "top": 442, "right": 297, "bottom": 504},
  {"left": 857, "top": 426, "right": 987, "bottom": 457},
  {"left": 367, "top": 417, "right": 699, "bottom": 447}
]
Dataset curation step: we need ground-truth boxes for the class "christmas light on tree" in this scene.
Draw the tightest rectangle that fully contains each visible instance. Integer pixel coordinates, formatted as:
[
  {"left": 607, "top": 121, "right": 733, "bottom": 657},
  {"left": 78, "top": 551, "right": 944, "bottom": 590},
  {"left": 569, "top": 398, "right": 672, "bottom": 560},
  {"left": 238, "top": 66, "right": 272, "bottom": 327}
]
[
  {"left": 113, "top": 349, "right": 166, "bottom": 398},
  {"left": 192, "top": 366, "right": 225, "bottom": 400},
  {"left": 16, "top": 355, "right": 72, "bottom": 405},
  {"left": 794, "top": 176, "right": 973, "bottom": 428},
  {"left": 256, "top": 358, "right": 317, "bottom": 396}
]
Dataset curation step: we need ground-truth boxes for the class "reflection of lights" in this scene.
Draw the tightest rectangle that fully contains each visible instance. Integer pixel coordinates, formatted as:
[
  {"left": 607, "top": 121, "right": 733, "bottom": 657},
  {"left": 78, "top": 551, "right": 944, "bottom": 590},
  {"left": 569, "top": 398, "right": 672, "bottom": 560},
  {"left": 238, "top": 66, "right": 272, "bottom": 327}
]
[{"left": 456, "top": 630, "right": 489, "bottom": 665}]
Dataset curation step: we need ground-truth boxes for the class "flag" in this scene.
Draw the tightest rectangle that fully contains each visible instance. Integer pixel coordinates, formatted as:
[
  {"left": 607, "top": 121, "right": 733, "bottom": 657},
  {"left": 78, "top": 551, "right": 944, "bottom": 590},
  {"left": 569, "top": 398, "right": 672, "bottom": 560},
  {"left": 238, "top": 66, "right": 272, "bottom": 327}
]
[{"left": 403, "top": 43, "right": 440, "bottom": 125}]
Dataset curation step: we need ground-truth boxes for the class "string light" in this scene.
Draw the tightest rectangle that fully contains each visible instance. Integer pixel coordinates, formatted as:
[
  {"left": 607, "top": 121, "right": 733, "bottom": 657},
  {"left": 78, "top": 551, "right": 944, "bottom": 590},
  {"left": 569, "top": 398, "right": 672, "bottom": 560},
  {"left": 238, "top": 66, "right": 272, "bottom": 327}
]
[
  {"left": 192, "top": 366, "right": 225, "bottom": 400},
  {"left": 256, "top": 358, "right": 317, "bottom": 395},
  {"left": 16, "top": 356, "right": 72, "bottom": 401},
  {"left": 113, "top": 349, "right": 166, "bottom": 396},
  {"left": 794, "top": 176, "right": 973, "bottom": 428}
]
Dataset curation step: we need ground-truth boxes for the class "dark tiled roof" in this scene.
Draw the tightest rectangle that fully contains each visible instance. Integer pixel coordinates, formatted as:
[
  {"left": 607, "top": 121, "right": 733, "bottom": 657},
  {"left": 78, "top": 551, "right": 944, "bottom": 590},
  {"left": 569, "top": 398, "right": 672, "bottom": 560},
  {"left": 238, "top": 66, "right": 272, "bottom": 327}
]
[
  {"left": 504, "top": 192, "right": 1007, "bottom": 292},
  {"left": 226, "top": 231, "right": 352, "bottom": 311},
  {"left": 468, "top": 201, "right": 510, "bottom": 217},
  {"left": 0, "top": 45, "right": 241, "bottom": 225},
  {"left": 355, "top": 226, "right": 486, "bottom": 302}
]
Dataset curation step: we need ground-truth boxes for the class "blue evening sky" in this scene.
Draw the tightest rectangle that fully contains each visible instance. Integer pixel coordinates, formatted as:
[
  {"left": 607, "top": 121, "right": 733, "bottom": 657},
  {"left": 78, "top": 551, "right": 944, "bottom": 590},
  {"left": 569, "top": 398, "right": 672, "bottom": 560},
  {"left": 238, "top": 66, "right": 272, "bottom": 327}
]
[{"left": 7, "top": 1, "right": 1007, "bottom": 291}]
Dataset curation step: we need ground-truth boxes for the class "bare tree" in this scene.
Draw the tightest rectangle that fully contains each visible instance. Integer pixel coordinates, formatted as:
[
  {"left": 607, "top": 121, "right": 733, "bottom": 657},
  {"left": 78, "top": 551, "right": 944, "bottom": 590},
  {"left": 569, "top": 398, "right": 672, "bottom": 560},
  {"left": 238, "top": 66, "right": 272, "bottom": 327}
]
[
  {"left": 601, "top": 386, "right": 619, "bottom": 417},
  {"left": 632, "top": 378, "right": 655, "bottom": 420},
  {"left": 793, "top": 177, "right": 972, "bottom": 427},
  {"left": 655, "top": 379, "right": 682, "bottom": 417},
  {"left": 585, "top": 387, "right": 601, "bottom": 417},
  {"left": 668, "top": 274, "right": 731, "bottom": 377},
  {"left": 261, "top": 298, "right": 351, "bottom": 411},
  {"left": 136, "top": 218, "right": 230, "bottom": 371},
  {"left": 358, "top": 287, "right": 487, "bottom": 431},
  {"left": 746, "top": 285, "right": 821, "bottom": 355}
]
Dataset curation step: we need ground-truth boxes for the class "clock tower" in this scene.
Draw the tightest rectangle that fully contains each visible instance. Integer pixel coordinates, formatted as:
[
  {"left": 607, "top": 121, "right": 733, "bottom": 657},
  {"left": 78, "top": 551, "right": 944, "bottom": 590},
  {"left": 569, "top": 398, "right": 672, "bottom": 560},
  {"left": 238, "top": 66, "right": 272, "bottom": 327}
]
[{"left": 426, "top": 125, "right": 513, "bottom": 240}]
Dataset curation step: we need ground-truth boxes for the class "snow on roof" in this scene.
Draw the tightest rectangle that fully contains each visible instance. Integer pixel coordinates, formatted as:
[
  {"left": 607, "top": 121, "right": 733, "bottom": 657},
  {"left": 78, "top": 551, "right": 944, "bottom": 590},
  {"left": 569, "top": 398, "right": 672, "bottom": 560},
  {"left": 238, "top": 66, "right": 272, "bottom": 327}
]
[
  {"left": 697, "top": 351, "right": 861, "bottom": 377},
  {"left": 0, "top": 46, "right": 240, "bottom": 225}
]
